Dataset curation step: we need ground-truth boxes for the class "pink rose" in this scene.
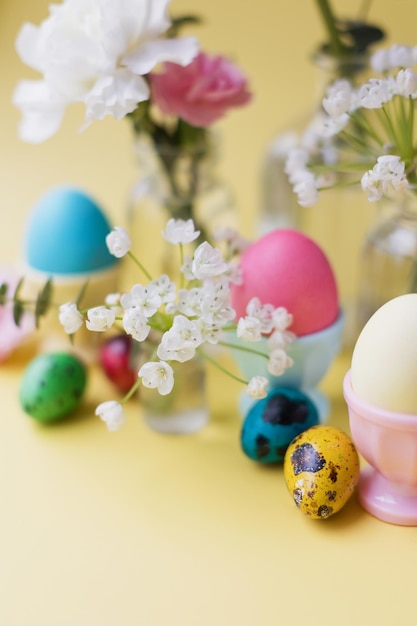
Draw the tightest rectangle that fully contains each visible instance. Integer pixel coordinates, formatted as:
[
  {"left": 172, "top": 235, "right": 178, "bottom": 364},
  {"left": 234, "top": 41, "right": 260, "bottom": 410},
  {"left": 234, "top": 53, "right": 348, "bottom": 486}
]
[
  {"left": 150, "top": 52, "right": 252, "bottom": 127},
  {"left": 0, "top": 266, "right": 35, "bottom": 362}
]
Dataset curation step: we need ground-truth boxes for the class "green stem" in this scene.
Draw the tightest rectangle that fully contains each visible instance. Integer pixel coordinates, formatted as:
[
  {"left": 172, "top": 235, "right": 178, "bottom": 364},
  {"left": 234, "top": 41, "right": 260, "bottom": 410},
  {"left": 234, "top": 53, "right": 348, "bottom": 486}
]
[
  {"left": 217, "top": 339, "right": 270, "bottom": 360},
  {"left": 179, "top": 243, "right": 185, "bottom": 289},
  {"left": 197, "top": 348, "right": 249, "bottom": 385},
  {"left": 315, "top": 0, "right": 347, "bottom": 58},
  {"left": 127, "top": 250, "right": 152, "bottom": 281},
  {"left": 349, "top": 110, "right": 385, "bottom": 147},
  {"left": 121, "top": 378, "right": 141, "bottom": 403}
]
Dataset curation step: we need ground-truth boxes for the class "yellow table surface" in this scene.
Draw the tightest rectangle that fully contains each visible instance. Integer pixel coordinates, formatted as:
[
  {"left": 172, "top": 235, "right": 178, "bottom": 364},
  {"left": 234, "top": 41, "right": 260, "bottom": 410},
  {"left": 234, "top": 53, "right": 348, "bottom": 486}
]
[
  {"left": 1, "top": 339, "right": 417, "bottom": 626},
  {"left": 3, "top": 1, "right": 417, "bottom": 624}
]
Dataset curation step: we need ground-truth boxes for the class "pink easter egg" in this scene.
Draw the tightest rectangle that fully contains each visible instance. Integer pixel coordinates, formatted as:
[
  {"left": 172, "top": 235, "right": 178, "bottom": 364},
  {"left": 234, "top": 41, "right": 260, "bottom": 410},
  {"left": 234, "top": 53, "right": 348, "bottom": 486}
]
[{"left": 230, "top": 229, "right": 339, "bottom": 336}]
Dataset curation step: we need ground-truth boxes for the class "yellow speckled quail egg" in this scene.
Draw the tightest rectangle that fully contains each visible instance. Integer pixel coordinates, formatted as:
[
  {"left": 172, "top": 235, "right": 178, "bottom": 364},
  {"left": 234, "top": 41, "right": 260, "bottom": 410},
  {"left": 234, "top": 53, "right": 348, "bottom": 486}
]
[{"left": 283, "top": 425, "right": 360, "bottom": 519}]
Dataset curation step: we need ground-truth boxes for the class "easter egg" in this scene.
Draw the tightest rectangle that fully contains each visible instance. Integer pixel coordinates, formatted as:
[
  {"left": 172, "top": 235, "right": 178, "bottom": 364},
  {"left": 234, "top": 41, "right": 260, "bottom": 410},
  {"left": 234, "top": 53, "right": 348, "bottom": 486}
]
[
  {"left": 241, "top": 387, "right": 319, "bottom": 463},
  {"left": 284, "top": 425, "right": 360, "bottom": 519},
  {"left": 24, "top": 186, "right": 118, "bottom": 275},
  {"left": 230, "top": 229, "right": 339, "bottom": 336},
  {"left": 19, "top": 352, "right": 87, "bottom": 422},
  {"left": 100, "top": 335, "right": 137, "bottom": 392},
  {"left": 351, "top": 294, "right": 417, "bottom": 414}
]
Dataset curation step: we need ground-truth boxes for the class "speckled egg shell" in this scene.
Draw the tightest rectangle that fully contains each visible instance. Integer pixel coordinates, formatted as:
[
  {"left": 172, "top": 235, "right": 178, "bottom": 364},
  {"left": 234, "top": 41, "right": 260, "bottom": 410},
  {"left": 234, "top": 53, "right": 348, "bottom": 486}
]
[
  {"left": 19, "top": 352, "right": 87, "bottom": 422},
  {"left": 241, "top": 387, "right": 319, "bottom": 463},
  {"left": 283, "top": 425, "right": 360, "bottom": 519}
]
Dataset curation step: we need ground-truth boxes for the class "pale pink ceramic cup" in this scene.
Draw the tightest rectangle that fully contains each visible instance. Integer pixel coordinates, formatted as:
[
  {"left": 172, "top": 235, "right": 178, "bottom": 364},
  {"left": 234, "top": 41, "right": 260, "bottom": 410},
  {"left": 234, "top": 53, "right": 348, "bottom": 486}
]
[{"left": 344, "top": 369, "right": 417, "bottom": 525}]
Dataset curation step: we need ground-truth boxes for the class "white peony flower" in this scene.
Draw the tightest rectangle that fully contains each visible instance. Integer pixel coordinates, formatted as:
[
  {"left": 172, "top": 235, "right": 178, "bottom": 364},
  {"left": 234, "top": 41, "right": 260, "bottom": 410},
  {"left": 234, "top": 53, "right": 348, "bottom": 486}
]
[
  {"left": 86, "top": 305, "right": 116, "bottom": 332},
  {"left": 106, "top": 227, "right": 131, "bottom": 258},
  {"left": 139, "top": 360, "right": 174, "bottom": 395},
  {"left": 13, "top": 0, "right": 199, "bottom": 142},
  {"left": 96, "top": 400, "right": 126, "bottom": 431},
  {"left": 161, "top": 218, "right": 200, "bottom": 245},
  {"left": 247, "top": 376, "right": 269, "bottom": 399},
  {"left": 58, "top": 302, "right": 84, "bottom": 334}
]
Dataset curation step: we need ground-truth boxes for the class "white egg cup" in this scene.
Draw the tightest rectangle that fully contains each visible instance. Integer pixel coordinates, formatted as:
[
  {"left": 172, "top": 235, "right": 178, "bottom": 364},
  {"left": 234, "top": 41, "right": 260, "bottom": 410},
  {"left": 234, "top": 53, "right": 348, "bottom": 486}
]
[{"left": 226, "top": 311, "right": 344, "bottom": 421}]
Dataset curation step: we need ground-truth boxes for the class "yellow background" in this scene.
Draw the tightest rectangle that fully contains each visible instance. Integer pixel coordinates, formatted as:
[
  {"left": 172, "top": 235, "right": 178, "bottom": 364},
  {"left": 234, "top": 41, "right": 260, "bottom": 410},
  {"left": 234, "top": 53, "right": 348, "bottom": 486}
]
[{"left": 2, "top": 1, "right": 417, "bottom": 625}]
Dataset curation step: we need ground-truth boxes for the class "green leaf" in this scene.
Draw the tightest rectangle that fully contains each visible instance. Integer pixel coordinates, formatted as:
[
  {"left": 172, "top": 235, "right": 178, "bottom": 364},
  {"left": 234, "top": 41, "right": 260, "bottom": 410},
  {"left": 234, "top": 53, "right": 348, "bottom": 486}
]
[
  {"left": 13, "top": 300, "right": 24, "bottom": 327},
  {"left": 13, "top": 276, "right": 25, "bottom": 300},
  {"left": 35, "top": 278, "right": 53, "bottom": 323},
  {"left": 168, "top": 15, "right": 202, "bottom": 37},
  {"left": 75, "top": 280, "right": 89, "bottom": 307},
  {"left": 0, "top": 282, "right": 8, "bottom": 305}
]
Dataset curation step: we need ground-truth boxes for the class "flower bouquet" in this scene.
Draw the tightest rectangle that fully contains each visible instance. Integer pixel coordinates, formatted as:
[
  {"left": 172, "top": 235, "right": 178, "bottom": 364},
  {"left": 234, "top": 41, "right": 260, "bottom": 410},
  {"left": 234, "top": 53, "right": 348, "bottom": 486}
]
[
  {"left": 13, "top": 0, "right": 252, "bottom": 245},
  {"left": 54, "top": 218, "right": 295, "bottom": 432}
]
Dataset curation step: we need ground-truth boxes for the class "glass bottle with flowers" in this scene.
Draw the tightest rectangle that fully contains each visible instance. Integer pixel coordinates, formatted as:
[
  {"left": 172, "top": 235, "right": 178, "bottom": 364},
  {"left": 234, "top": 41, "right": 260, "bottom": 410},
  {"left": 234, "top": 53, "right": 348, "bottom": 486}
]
[
  {"left": 285, "top": 41, "right": 417, "bottom": 337},
  {"left": 12, "top": 1, "right": 252, "bottom": 286},
  {"left": 1, "top": 218, "right": 295, "bottom": 434},
  {"left": 52, "top": 218, "right": 294, "bottom": 434},
  {"left": 260, "top": 0, "right": 384, "bottom": 345},
  {"left": 126, "top": 48, "right": 252, "bottom": 282}
]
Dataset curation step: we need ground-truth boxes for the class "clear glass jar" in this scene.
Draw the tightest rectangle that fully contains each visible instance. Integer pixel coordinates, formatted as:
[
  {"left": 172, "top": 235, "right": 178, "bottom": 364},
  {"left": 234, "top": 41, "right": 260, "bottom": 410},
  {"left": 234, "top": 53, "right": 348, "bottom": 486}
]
[
  {"left": 123, "top": 133, "right": 236, "bottom": 286},
  {"left": 259, "top": 51, "right": 378, "bottom": 346},
  {"left": 139, "top": 355, "right": 208, "bottom": 435},
  {"left": 357, "top": 193, "right": 417, "bottom": 331}
]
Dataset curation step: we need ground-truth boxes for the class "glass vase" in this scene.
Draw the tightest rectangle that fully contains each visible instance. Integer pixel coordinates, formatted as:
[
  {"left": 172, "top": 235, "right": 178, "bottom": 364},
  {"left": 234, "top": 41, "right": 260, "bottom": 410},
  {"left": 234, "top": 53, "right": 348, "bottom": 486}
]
[
  {"left": 356, "top": 193, "right": 417, "bottom": 332},
  {"left": 139, "top": 355, "right": 209, "bottom": 435},
  {"left": 124, "top": 132, "right": 236, "bottom": 286},
  {"left": 259, "top": 51, "right": 378, "bottom": 346}
]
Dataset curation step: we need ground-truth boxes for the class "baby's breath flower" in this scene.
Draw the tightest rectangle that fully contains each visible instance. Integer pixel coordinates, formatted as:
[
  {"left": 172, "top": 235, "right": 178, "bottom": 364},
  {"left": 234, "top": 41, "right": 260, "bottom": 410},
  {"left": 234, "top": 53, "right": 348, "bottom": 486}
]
[
  {"left": 267, "top": 349, "right": 294, "bottom": 377},
  {"left": 272, "top": 307, "right": 293, "bottom": 331},
  {"left": 247, "top": 376, "right": 269, "bottom": 399},
  {"left": 96, "top": 401, "right": 126, "bottom": 432},
  {"left": 286, "top": 42, "right": 417, "bottom": 207},
  {"left": 161, "top": 218, "right": 200, "bottom": 245},
  {"left": 86, "top": 306, "right": 116, "bottom": 332},
  {"left": 139, "top": 361, "right": 174, "bottom": 395},
  {"left": 322, "top": 79, "right": 354, "bottom": 117},
  {"left": 191, "top": 242, "right": 228, "bottom": 279},
  {"left": 293, "top": 173, "right": 319, "bottom": 208},
  {"left": 237, "top": 316, "right": 263, "bottom": 342},
  {"left": 121, "top": 284, "right": 162, "bottom": 317},
  {"left": 149, "top": 275, "right": 176, "bottom": 304},
  {"left": 58, "top": 302, "right": 84, "bottom": 334},
  {"left": 106, "top": 226, "right": 131, "bottom": 258},
  {"left": 361, "top": 155, "right": 409, "bottom": 202},
  {"left": 122, "top": 308, "right": 151, "bottom": 342}
]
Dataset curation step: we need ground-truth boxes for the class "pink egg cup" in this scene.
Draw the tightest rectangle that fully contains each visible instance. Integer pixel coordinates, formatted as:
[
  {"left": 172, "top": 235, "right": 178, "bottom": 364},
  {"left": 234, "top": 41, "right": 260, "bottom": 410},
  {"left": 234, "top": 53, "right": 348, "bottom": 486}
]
[{"left": 344, "top": 369, "right": 417, "bottom": 526}]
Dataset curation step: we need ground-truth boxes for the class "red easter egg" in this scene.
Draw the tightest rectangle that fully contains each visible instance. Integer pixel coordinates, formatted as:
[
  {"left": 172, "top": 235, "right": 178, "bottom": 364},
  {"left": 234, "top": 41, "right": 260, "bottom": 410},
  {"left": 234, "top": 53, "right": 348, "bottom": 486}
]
[
  {"left": 230, "top": 229, "right": 339, "bottom": 336},
  {"left": 100, "top": 334, "right": 137, "bottom": 392}
]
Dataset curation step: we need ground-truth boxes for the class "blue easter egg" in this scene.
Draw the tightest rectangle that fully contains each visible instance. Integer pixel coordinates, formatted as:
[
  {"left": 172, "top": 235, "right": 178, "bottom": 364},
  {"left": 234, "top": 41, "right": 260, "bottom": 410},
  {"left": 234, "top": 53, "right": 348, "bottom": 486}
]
[
  {"left": 24, "top": 186, "right": 118, "bottom": 274},
  {"left": 241, "top": 387, "right": 319, "bottom": 464}
]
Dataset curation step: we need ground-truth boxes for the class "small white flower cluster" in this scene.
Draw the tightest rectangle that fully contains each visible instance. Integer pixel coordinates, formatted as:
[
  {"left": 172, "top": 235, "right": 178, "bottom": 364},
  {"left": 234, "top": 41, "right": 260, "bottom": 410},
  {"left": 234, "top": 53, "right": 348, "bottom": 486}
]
[
  {"left": 59, "top": 219, "right": 295, "bottom": 431},
  {"left": 237, "top": 298, "right": 294, "bottom": 376},
  {"left": 285, "top": 43, "right": 417, "bottom": 207}
]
